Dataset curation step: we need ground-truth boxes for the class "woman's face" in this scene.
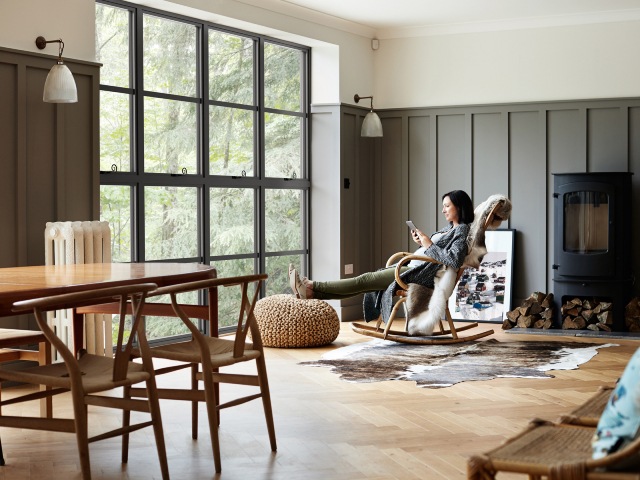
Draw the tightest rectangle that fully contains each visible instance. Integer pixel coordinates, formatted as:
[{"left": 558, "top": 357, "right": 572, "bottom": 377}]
[{"left": 442, "top": 196, "right": 460, "bottom": 225}]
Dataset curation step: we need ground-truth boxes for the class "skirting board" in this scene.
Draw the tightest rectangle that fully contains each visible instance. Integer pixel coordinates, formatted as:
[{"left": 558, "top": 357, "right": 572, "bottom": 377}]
[{"left": 505, "top": 327, "right": 640, "bottom": 340}]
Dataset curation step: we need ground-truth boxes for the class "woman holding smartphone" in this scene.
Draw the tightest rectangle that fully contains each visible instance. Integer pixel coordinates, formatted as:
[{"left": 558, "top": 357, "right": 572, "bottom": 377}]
[{"left": 289, "top": 190, "right": 475, "bottom": 313}]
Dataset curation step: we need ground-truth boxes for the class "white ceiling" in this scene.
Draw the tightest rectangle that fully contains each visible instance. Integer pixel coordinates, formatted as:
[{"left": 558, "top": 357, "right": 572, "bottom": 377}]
[{"left": 236, "top": 0, "right": 640, "bottom": 37}]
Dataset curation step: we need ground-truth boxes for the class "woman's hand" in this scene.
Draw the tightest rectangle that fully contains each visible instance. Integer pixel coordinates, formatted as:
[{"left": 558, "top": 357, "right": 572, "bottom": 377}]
[{"left": 412, "top": 229, "right": 433, "bottom": 248}]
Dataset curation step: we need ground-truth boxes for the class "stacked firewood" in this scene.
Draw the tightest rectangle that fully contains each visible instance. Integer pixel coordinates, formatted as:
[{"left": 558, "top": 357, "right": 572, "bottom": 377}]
[
  {"left": 502, "top": 291, "right": 554, "bottom": 330},
  {"left": 560, "top": 298, "right": 613, "bottom": 331},
  {"left": 625, "top": 298, "right": 640, "bottom": 332}
]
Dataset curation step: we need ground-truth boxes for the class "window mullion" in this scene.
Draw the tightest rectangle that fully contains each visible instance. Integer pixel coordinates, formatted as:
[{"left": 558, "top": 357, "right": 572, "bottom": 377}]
[
  {"left": 256, "top": 37, "right": 265, "bottom": 278},
  {"left": 134, "top": 7, "right": 145, "bottom": 262},
  {"left": 201, "top": 24, "right": 210, "bottom": 266}
]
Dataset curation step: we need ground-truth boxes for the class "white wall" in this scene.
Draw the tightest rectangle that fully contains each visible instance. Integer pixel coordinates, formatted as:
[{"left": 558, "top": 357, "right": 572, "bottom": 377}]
[
  {"left": 7, "top": 3, "right": 638, "bottom": 118},
  {"left": 0, "top": 0, "right": 95, "bottom": 62},
  {"left": 373, "top": 21, "right": 640, "bottom": 109},
  {"left": 0, "top": 0, "right": 373, "bottom": 106}
]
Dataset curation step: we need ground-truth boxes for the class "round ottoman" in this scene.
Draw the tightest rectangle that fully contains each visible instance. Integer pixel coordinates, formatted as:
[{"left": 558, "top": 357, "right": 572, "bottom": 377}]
[{"left": 254, "top": 294, "right": 340, "bottom": 348}]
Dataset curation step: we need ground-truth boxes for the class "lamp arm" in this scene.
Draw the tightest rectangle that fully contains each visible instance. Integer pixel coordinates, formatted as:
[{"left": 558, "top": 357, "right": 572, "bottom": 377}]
[
  {"left": 35, "top": 36, "right": 65, "bottom": 59},
  {"left": 354, "top": 94, "right": 375, "bottom": 110}
]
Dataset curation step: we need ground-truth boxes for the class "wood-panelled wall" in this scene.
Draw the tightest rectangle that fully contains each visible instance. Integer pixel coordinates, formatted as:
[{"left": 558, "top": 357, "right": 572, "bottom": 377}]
[
  {"left": 330, "top": 98, "right": 640, "bottom": 320},
  {"left": 0, "top": 47, "right": 100, "bottom": 327}
]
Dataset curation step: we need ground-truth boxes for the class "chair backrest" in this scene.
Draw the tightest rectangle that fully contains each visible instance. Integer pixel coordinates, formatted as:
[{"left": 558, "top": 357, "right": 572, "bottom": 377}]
[
  {"left": 146, "top": 274, "right": 268, "bottom": 358},
  {"left": 12, "top": 283, "right": 157, "bottom": 382}
]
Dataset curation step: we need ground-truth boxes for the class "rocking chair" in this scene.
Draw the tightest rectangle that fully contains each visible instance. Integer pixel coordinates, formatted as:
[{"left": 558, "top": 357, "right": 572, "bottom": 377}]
[{"left": 352, "top": 195, "right": 510, "bottom": 345}]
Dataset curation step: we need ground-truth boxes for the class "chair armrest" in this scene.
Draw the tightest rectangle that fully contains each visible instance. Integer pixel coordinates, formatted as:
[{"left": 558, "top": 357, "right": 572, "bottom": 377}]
[
  {"left": 391, "top": 254, "right": 444, "bottom": 290},
  {"left": 385, "top": 251, "right": 414, "bottom": 267}
]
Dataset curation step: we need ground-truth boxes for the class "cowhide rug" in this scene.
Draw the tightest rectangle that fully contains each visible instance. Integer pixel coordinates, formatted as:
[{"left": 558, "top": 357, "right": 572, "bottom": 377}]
[{"left": 300, "top": 338, "right": 617, "bottom": 388}]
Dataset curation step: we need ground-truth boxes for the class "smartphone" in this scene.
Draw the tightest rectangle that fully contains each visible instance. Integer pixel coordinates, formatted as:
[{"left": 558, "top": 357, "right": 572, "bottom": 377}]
[{"left": 406, "top": 220, "right": 417, "bottom": 231}]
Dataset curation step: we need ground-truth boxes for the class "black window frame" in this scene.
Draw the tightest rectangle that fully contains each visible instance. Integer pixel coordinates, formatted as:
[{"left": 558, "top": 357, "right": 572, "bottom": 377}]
[{"left": 96, "top": 0, "right": 311, "bottom": 335}]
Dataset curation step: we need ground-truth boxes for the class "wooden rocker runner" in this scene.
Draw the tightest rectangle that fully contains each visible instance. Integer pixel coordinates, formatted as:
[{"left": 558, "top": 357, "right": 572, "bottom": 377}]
[{"left": 352, "top": 195, "right": 510, "bottom": 345}]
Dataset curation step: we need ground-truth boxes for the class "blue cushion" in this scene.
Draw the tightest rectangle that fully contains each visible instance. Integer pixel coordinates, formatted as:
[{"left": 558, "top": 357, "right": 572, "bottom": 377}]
[{"left": 592, "top": 347, "right": 640, "bottom": 461}]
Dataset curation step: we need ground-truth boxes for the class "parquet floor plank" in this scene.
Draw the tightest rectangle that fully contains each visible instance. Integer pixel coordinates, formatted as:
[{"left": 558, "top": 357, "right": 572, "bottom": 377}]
[{"left": 0, "top": 323, "right": 636, "bottom": 479}]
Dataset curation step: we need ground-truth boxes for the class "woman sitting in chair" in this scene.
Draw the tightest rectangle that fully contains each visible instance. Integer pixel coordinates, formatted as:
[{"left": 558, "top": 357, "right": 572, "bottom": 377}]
[{"left": 289, "top": 189, "right": 475, "bottom": 311}]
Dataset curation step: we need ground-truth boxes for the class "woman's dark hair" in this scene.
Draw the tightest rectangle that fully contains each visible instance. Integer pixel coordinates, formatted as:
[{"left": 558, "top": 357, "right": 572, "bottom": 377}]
[{"left": 442, "top": 190, "right": 474, "bottom": 224}]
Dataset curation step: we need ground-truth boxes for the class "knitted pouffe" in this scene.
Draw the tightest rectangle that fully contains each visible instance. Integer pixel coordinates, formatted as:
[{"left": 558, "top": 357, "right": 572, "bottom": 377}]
[{"left": 253, "top": 294, "right": 340, "bottom": 348}]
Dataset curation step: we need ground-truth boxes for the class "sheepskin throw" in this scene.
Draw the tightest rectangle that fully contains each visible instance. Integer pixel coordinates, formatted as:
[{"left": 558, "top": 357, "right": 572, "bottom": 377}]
[
  {"left": 405, "top": 194, "right": 512, "bottom": 335},
  {"left": 254, "top": 294, "right": 340, "bottom": 348},
  {"left": 465, "top": 194, "right": 513, "bottom": 269}
]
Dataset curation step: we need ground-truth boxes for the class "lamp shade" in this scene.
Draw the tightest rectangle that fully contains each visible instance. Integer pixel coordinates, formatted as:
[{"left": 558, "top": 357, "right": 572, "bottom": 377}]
[
  {"left": 361, "top": 111, "right": 383, "bottom": 137},
  {"left": 43, "top": 62, "right": 77, "bottom": 103}
]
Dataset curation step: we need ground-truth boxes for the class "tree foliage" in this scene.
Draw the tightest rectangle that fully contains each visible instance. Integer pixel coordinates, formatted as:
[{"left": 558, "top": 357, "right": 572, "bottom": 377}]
[{"left": 96, "top": 4, "right": 308, "bottom": 340}]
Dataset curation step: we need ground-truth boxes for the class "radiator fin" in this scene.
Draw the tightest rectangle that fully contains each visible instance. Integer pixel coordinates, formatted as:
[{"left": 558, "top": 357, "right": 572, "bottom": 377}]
[{"left": 44, "top": 221, "right": 113, "bottom": 359}]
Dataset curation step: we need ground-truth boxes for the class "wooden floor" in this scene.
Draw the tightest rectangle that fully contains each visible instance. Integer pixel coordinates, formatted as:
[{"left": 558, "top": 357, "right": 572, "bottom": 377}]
[{"left": 0, "top": 322, "right": 638, "bottom": 480}]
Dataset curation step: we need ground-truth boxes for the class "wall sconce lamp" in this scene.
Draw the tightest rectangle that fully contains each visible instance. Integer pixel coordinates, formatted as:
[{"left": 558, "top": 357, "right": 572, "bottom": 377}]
[
  {"left": 354, "top": 94, "right": 383, "bottom": 137},
  {"left": 35, "top": 36, "right": 78, "bottom": 103}
]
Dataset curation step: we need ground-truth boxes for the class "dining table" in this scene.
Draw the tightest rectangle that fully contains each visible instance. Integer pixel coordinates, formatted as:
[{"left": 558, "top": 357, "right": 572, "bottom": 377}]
[{"left": 0, "top": 262, "right": 218, "bottom": 353}]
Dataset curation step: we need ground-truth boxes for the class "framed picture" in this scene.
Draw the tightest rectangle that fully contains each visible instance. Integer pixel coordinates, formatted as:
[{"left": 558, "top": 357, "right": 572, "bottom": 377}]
[{"left": 448, "top": 229, "right": 515, "bottom": 323}]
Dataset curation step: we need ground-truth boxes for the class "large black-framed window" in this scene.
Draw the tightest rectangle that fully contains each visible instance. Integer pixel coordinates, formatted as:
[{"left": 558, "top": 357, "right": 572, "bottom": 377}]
[{"left": 96, "top": 0, "right": 310, "bottom": 338}]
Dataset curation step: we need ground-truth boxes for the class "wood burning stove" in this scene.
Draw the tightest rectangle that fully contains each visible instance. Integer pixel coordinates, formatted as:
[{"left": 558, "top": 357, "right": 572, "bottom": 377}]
[{"left": 552, "top": 172, "right": 633, "bottom": 331}]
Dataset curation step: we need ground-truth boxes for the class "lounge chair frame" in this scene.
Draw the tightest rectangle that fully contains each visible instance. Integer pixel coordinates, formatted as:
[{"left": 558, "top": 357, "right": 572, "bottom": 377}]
[{"left": 351, "top": 201, "right": 506, "bottom": 345}]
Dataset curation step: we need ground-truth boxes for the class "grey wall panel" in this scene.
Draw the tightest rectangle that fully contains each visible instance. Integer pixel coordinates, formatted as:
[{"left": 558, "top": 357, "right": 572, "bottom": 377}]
[
  {"left": 473, "top": 112, "right": 508, "bottom": 206},
  {"left": 587, "top": 107, "right": 626, "bottom": 172},
  {"left": 509, "top": 111, "right": 546, "bottom": 300},
  {"left": 339, "top": 109, "right": 380, "bottom": 319},
  {"left": 0, "top": 47, "right": 100, "bottom": 328},
  {"left": 547, "top": 108, "right": 585, "bottom": 291},
  {"left": 336, "top": 98, "right": 640, "bottom": 320},
  {"left": 379, "top": 117, "right": 404, "bottom": 263},
  {"left": 629, "top": 106, "right": 640, "bottom": 297},
  {"left": 26, "top": 66, "right": 57, "bottom": 266},
  {"left": 548, "top": 109, "right": 585, "bottom": 173},
  {"left": 334, "top": 112, "right": 367, "bottom": 311},
  {"left": 408, "top": 115, "right": 432, "bottom": 237},
  {"left": 437, "top": 114, "right": 469, "bottom": 230},
  {"left": 63, "top": 73, "right": 97, "bottom": 221},
  {"left": 355, "top": 125, "right": 376, "bottom": 278},
  {"left": 0, "top": 62, "right": 17, "bottom": 267},
  {"left": 341, "top": 110, "right": 357, "bottom": 282}
]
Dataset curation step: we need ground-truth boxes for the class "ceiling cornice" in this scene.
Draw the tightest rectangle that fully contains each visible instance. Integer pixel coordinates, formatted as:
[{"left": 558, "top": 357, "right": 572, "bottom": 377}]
[
  {"left": 375, "top": 8, "right": 640, "bottom": 39},
  {"left": 236, "top": 1, "right": 640, "bottom": 40},
  {"left": 234, "top": 0, "right": 376, "bottom": 38}
]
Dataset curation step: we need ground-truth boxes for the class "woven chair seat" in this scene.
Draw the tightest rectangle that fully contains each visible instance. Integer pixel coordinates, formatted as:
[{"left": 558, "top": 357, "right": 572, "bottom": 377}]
[
  {"left": 254, "top": 294, "right": 340, "bottom": 348},
  {"left": 467, "top": 419, "right": 640, "bottom": 480},
  {"left": 486, "top": 422, "right": 594, "bottom": 464},
  {"left": 560, "top": 386, "right": 614, "bottom": 427}
]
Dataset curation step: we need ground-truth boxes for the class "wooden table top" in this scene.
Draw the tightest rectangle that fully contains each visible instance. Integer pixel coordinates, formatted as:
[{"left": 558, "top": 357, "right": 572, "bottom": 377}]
[{"left": 0, "top": 263, "right": 217, "bottom": 317}]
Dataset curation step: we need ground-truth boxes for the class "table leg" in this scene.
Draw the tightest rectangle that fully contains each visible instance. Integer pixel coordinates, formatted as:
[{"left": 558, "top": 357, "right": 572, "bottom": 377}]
[
  {"left": 207, "top": 286, "right": 219, "bottom": 420},
  {"left": 39, "top": 338, "right": 52, "bottom": 417},
  {"left": 207, "top": 286, "right": 218, "bottom": 338},
  {"left": 72, "top": 308, "right": 84, "bottom": 357}
]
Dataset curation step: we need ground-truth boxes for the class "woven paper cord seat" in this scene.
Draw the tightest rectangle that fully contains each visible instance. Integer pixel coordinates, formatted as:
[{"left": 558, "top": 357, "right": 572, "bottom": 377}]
[
  {"left": 254, "top": 294, "right": 340, "bottom": 348},
  {"left": 467, "top": 418, "right": 640, "bottom": 480},
  {"left": 559, "top": 385, "right": 614, "bottom": 427}
]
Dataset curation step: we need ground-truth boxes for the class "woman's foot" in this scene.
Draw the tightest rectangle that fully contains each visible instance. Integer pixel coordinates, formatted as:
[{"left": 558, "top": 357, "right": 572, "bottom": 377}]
[
  {"left": 289, "top": 265, "right": 307, "bottom": 299},
  {"left": 288, "top": 264, "right": 312, "bottom": 299}
]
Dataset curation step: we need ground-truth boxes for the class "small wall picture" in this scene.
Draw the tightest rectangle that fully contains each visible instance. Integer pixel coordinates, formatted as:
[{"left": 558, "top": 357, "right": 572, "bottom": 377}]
[{"left": 448, "top": 229, "right": 515, "bottom": 323}]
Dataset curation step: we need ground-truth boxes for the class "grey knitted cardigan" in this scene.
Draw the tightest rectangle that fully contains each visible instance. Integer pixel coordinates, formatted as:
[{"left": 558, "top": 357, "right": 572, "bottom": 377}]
[{"left": 362, "top": 223, "right": 470, "bottom": 323}]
